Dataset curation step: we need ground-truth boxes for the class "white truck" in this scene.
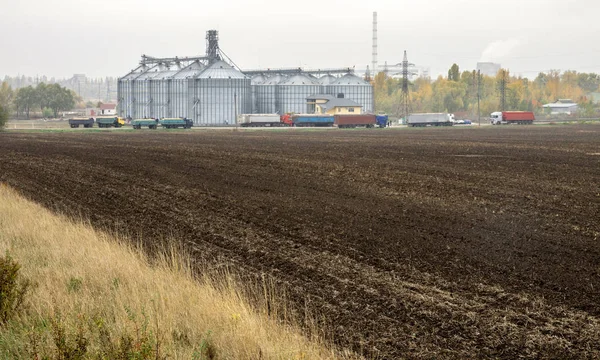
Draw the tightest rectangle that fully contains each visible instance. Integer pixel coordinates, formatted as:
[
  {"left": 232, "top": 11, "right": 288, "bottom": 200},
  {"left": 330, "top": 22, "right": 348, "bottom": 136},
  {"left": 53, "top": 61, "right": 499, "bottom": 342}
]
[
  {"left": 407, "top": 113, "right": 454, "bottom": 127},
  {"left": 237, "top": 114, "right": 283, "bottom": 127}
]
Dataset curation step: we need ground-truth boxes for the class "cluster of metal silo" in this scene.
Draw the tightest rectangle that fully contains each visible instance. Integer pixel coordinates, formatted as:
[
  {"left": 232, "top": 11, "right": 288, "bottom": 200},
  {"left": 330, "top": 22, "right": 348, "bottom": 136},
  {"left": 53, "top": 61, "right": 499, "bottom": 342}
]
[
  {"left": 118, "top": 60, "right": 251, "bottom": 126},
  {"left": 118, "top": 30, "right": 375, "bottom": 122},
  {"left": 248, "top": 72, "right": 374, "bottom": 115}
]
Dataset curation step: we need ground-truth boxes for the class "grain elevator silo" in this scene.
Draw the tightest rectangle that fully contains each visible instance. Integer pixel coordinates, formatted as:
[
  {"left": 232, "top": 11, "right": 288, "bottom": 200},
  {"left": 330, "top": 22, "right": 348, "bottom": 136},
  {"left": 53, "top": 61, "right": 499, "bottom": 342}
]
[
  {"left": 255, "top": 74, "right": 284, "bottom": 114},
  {"left": 192, "top": 60, "right": 251, "bottom": 126},
  {"left": 326, "top": 73, "right": 374, "bottom": 113},
  {"left": 277, "top": 74, "right": 321, "bottom": 114}
]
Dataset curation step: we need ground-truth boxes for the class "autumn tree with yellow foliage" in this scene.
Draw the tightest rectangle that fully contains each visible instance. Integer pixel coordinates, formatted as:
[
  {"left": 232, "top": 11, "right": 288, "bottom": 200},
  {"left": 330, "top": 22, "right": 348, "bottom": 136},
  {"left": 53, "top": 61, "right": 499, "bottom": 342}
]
[{"left": 373, "top": 64, "right": 600, "bottom": 118}]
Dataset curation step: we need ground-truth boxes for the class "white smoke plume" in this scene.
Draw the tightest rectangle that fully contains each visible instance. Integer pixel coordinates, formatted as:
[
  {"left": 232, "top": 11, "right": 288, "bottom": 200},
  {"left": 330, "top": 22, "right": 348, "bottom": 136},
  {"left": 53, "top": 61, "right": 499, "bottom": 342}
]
[{"left": 479, "top": 38, "right": 522, "bottom": 62}]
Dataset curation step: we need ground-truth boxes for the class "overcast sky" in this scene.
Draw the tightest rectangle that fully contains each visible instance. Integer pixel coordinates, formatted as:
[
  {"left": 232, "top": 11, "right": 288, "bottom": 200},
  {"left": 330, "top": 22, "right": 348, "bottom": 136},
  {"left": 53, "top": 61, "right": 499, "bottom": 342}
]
[{"left": 2, "top": 0, "right": 600, "bottom": 79}]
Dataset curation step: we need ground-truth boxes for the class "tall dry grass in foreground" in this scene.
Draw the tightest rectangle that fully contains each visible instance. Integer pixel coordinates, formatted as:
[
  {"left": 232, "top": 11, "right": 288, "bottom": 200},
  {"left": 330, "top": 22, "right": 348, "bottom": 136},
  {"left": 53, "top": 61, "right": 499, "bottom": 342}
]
[{"left": 0, "top": 184, "right": 349, "bottom": 359}]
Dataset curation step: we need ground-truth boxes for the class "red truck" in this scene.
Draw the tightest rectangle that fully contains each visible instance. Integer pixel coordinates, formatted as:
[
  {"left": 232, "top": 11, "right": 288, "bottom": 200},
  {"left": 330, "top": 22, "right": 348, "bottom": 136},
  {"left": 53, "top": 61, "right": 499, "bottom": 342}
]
[
  {"left": 490, "top": 111, "right": 535, "bottom": 125},
  {"left": 334, "top": 114, "right": 377, "bottom": 128}
]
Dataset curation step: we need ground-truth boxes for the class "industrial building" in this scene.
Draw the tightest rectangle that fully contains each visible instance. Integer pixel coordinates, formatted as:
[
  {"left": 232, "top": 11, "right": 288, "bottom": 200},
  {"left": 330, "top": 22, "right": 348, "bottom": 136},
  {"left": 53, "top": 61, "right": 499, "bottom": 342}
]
[
  {"left": 117, "top": 30, "right": 375, "bottom": 126},
  {"left": 543, "top": 99, "right": 579, "bottom": 115}
]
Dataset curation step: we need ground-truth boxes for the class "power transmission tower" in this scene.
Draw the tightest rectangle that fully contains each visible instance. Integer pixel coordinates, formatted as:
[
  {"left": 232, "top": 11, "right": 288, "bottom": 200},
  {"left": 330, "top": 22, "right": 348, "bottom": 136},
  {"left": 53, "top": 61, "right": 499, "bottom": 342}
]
[{"left": 399, "top": 50, "right": 416, "bottom": 122}]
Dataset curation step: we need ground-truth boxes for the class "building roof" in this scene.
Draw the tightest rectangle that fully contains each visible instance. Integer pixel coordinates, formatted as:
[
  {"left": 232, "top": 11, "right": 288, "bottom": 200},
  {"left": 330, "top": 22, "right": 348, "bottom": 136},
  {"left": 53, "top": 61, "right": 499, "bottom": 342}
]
[
  {"left": 543, "top": 102, "right": 578, "bottom": 108},
  {"left": 279, "top": 74, "right": 319, "bottom": 85},
  {"left": 196, "top": 60, "right": 247, "bottom": 79},
  {"left": 331, "top": 73, "right": 369, "bottom": 85},
  {"left": 100, "top": 103, "right": 116, "bottom": 110},
  {"left": 306, "top": 94, "right": 335, "bottom": 101},
  {"left": 318, "top": 98, "right": 362, "bottom": 111}
]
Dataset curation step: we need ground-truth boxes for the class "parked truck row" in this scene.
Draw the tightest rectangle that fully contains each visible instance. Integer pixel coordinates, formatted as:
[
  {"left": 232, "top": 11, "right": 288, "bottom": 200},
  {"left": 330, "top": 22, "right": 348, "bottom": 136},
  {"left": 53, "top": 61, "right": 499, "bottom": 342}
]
[{"left": 238, "top": 114, "right": 390, "bottom": 128}]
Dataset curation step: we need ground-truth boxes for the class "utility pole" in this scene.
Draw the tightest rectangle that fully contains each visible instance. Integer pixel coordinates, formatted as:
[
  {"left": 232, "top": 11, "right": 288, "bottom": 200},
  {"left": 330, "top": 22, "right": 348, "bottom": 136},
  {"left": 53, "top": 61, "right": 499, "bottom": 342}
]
[
  {"left": 498, "top": 69, "right": 508, "bottom": 112},
  {"left": 477, "top": 70, "right": 481, "bottom": 126}
]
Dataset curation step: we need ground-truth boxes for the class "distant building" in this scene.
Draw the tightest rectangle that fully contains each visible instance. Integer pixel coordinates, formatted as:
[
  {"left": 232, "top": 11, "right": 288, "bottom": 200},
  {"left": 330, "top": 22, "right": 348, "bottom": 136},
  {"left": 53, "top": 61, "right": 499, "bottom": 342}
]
[
  {"left": 589, "top": 92, "right": 600, "bottom": 104},
  {"left": 543, "top": 99, "right": 579, "bottom": 114},
  {"left": 99, "top": 103, "right": 117, "bottom": 115},
  {"left": 306, "top": 95, "right": 363, "bottom": 115},
  {"left": 477, "top": 62, "right": 501, "bottom": 77}
]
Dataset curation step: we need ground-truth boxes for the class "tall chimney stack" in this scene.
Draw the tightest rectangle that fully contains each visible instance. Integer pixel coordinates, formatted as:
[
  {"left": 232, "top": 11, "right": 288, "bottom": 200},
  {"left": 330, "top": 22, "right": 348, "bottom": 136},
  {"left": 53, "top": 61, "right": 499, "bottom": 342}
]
[{"left": 372, "top": 12, "right": 378, "bottom": 78}]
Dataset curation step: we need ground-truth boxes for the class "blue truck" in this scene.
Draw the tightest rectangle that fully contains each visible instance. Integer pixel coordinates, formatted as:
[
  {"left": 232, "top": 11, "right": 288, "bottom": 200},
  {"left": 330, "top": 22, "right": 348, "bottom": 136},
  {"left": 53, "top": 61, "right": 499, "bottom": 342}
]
[{"left": 376, "top": 115, "right": 389, "bottom": 128}]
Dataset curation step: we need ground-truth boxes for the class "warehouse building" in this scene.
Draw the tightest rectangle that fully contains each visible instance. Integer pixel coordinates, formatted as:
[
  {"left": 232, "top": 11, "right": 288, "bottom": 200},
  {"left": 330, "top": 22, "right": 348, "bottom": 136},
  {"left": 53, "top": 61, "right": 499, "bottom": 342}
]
[
  {"left": 543, "top": 99, "right": 579, "bottom": 115},
  {"left": 117, "top": 30, "right": 374, "bottom": 126}
]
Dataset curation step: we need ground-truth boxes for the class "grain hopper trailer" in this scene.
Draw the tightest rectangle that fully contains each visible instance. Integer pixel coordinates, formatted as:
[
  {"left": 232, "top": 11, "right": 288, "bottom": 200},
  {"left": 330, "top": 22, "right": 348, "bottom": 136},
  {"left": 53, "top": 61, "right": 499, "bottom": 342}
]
[
  {"left": 160, "top": 118, "right": 193, "bottom": 129},
  {"left": 68, "top": 117, "right": 94, "bottom": 128},
  {"left": 334, "top": 114, "right": 377, "bottom": 128},
  {"left": 132, "top": 118, "right": 159, "bottom": 129}
]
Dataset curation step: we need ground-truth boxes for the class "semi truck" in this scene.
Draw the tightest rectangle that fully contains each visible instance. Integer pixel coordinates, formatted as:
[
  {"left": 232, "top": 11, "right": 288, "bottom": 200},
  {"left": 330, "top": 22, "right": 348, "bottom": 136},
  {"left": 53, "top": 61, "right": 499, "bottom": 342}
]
[
  {"left": 68, "top": 117, "right": 94, "bottom": 128},
  {"left": 160, "top": 118, "right": 193, "bottom": 129},
  {"left": 407, "top": 113, "right": 454, "bottom": 127},
  {"left": 237, "top": 114, "right": 284, "bottom": 127},
  {"left": 334, "top": 114, "right": 377, "bottom": 128},
  {"left": 490, "top": 111, "right": 535, "bottom": 125},
  {"left": 96, "top": 116, "right": 125, "bottom": 128},
  {"left": 132, "top": 118, "right": 159, "bottom": 129}
]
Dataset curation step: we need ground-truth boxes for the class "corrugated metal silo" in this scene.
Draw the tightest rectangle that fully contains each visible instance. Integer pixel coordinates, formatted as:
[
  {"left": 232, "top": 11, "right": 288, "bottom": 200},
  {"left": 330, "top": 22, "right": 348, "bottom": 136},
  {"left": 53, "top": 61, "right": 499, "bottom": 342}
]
[
  {"left": 132, "top": 66, "right": 161, "bottom": 119},
  {"left": 277, "top": 74, "right": 321, "bottom": 114},
  {"left": 118, "top": 65, "right": 154, "bottom": 119},
  {"left": 326, "top": 74, "right": 374, "bottom": 113},
  {"left": 170, "top": 62, "right": 204, "bottom": 119},
  {"left": 255, "top": 74, "right": 284, "bottom": 114},
  {"left": 192, "top": 60, "right": 251, "bottom": 126},
  {"left": 318, "top": 74, "right": 337, "bottom": 85},
  {"left": 149, "top": 68, "right": 178, "bottom": 119},
  {"left": 251, "top": 75, "right": 267, "bottom": 114}
]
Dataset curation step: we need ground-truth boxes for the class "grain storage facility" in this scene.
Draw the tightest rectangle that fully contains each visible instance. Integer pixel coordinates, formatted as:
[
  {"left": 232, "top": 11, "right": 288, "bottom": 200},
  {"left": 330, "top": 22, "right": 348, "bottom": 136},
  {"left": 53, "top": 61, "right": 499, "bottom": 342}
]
[
  {"left": 325, "top": 74, "right": 374, "bottom": 113},
  {"left": 117, "top": 30, "right": 374, "bottom": 124}
]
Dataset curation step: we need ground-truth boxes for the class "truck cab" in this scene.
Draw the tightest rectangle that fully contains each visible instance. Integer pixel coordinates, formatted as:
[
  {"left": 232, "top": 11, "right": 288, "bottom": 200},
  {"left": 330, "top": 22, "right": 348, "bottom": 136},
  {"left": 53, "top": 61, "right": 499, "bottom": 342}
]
[{"left": 490, "top": 112, "right": 503, "bottom": 125}]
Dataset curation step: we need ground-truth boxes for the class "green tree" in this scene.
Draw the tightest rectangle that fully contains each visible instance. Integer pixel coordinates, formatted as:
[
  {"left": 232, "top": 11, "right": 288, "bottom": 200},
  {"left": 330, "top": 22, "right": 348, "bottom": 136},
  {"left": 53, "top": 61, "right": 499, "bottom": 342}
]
[
  {"left": 0, "top": 82, "right": 14, "bottom": 111},
  {"left": 14, "top": 86, "right": 37, "bottom": 119},
  {"left": 448, "top": 63, "right": 460, "bottom": 82},
  {"left": 48, "top": 86, "right": 75, "bottom": 118},
  {"left": 0, "top": 105, "right": 8, "bottom": 129}
]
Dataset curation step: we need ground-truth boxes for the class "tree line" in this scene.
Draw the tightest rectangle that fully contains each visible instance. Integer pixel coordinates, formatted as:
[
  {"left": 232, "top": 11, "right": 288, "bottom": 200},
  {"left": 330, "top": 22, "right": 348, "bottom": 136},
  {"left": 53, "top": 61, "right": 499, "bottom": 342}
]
[
  {"left": 0, "top": 82, "right": 79, "bottom": 120},
  {"left": 374, "top": 65, "right": 600, "bottom": 118}
]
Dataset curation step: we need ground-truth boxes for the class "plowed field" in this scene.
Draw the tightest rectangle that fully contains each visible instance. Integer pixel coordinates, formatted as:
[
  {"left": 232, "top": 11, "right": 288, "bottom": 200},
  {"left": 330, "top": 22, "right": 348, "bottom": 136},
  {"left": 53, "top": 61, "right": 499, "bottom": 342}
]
[{"left": 1, "top": 126, "right": 599, "bottom": 359}]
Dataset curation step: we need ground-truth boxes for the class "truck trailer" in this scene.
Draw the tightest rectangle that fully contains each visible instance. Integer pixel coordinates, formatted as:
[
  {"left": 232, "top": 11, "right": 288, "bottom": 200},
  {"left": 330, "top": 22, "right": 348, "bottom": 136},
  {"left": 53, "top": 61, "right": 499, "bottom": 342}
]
[
  {"left": 160, "top": 118, "right": 193, "bottom": 129},
  {"left": 334, "top": 114, "right": 377, "bottom": 128},
  {"left": 291, "top": 115, "right": 335, "bottom": 127},
  {"left": 407, "top": 113, "right": 454, "bottom": 127},
  {"left": 132, "top": 118, "right": 159, "bottom": 129},
  {"left": 237, "top": 114, "right": 283, "bottom": 127},
  {"left": 490, "top": 111, "right": 535, "bottom": 125},
  {"left": 68, "top": 117, "right": 94, "bottom": 128}
]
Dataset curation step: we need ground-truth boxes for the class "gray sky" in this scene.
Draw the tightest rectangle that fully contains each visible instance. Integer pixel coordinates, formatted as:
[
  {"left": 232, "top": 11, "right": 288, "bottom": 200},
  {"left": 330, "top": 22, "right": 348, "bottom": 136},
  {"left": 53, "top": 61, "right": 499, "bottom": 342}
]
[{"left": 2, "top": 0, "right": 600, "bottom": 79}]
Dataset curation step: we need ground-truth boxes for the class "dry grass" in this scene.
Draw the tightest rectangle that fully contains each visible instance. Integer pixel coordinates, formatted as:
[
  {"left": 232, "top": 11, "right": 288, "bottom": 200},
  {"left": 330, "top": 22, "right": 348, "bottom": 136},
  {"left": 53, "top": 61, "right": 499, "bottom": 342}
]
[{"left": 0, "top": 183, "right": 350, "bottom": 359}]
